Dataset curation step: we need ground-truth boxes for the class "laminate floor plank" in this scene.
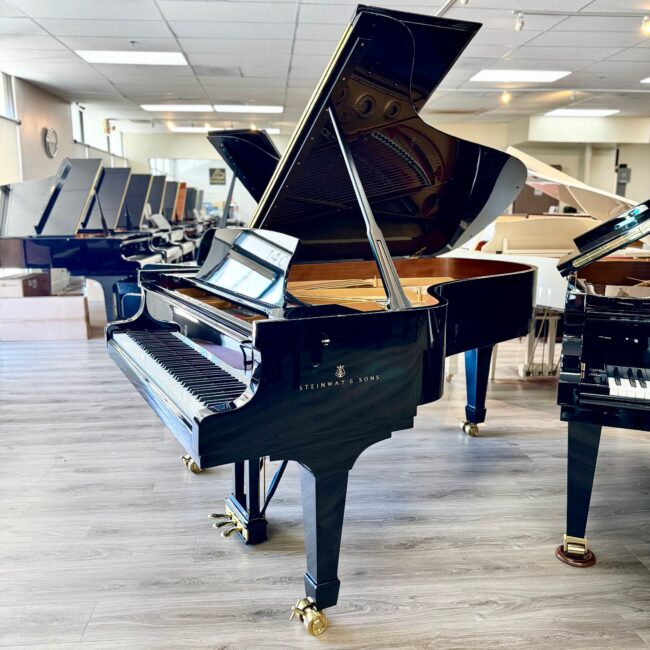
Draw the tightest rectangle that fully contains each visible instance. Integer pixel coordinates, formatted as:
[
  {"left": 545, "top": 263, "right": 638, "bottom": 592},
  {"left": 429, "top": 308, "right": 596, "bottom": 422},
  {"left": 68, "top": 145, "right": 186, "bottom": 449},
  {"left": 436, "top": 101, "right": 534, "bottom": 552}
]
[{"left": 1, "top": 323, "right": 648, "bottom": 649}]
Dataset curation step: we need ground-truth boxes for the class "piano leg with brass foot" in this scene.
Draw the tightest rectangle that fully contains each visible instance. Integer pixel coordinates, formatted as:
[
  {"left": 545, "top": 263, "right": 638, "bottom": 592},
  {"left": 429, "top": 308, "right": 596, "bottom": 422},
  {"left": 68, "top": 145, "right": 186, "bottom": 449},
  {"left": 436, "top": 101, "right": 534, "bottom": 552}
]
[
  {"left": 556, "top": 420, "right": 601, "bottom": 567},
  {"left": 292, "top": 464, "right": 351, "bottom": 635},
  {"left": 462, "top": 346, "right": 493, "bottom": 436},
  {"left": 181, "top": 454, "right": 202, "bottom": 473}
]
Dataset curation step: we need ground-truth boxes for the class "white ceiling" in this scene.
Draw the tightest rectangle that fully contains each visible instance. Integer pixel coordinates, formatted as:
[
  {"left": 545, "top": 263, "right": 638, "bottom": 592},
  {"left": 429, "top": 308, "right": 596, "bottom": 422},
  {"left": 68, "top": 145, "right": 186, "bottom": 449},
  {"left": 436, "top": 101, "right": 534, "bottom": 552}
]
[{"left": 0, "top": 0, "right": 649, "bottom": 133}]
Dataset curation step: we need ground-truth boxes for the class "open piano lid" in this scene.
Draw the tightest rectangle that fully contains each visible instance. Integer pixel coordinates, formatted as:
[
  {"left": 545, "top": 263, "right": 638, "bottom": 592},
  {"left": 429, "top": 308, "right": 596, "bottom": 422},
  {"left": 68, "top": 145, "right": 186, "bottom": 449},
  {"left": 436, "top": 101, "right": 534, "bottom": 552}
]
[
  {"left": 558, "top": 200, "right": 650, "bottom": 276},
  {"left": 507, "top": 146, "right": 635, "bottom": 221},
  {"left": 249, "top": 5, "right": 526, "bottom": 261},
  {"left": 207, "top": 129, "right": 280, "bottom": 203}
]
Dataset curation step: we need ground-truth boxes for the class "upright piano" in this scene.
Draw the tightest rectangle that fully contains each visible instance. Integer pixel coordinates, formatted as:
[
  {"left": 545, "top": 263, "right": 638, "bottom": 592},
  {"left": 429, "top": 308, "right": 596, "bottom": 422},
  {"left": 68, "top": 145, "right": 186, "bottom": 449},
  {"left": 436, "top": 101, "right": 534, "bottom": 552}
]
[
  {"left": 0, "top": 160, "right": 192, "bottom": 320},
  {"left": 107, "top": 5, "right": 536, "bottom": 634},
  {"left": 555, "top": 199, "right": 650, "bottom": 567}
]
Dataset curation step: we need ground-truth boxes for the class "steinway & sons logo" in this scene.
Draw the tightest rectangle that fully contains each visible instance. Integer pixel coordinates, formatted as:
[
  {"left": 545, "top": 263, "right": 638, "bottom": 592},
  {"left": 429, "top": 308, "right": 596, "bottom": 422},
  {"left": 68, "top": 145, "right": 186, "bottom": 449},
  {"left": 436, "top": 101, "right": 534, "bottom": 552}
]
[{"left": 299, "top": 364, "right": 380, "bottom": 392}]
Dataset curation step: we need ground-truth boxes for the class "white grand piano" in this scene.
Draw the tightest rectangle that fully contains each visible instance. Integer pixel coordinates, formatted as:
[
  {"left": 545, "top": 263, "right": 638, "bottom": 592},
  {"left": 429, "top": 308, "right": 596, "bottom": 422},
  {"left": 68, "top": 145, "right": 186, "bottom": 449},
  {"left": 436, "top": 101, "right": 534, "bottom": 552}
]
[{"left": 446, "top": 147, "right": 639, "bottom": 378}]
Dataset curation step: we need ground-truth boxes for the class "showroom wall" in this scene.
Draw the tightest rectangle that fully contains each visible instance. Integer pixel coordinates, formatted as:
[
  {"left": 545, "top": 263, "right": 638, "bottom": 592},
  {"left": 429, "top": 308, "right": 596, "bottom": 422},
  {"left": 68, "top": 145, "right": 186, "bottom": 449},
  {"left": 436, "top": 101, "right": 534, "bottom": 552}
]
[
  {"left": 13, "top": 78, "right": 76, "bottom": 181},
  {"left": 0, "top": 116, "right": 21, "bottom": 185}
]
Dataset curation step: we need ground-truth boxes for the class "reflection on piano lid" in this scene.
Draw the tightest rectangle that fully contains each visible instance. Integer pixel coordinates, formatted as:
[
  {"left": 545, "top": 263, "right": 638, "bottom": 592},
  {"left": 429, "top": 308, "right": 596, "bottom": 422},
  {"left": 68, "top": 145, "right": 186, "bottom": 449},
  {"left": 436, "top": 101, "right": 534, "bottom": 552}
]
[{"left": 558, "top": 201, "right": 650, "bottom": 275}]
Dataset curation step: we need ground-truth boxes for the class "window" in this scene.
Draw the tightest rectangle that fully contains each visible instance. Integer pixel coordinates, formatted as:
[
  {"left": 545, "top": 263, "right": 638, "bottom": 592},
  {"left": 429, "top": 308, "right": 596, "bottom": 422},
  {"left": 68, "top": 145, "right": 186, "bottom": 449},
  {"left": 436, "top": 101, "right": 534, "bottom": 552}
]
[{"left": 0, "top": 73, "right": 16, "bottom": 119}]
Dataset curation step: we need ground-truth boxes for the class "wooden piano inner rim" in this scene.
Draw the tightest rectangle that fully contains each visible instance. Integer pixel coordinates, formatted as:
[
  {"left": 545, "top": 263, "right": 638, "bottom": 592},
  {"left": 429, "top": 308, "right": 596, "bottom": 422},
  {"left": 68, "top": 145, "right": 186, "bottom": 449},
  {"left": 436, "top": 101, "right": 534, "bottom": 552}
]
[{"left": 287, "top": 257, "right": 528, "bottom": 311}]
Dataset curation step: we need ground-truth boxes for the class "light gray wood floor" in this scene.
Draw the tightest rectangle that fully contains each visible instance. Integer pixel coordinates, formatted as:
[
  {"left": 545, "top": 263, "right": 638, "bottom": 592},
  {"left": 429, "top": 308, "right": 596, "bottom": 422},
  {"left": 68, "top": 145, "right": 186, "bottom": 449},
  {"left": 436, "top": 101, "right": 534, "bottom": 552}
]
[{"left": 1, "top": 317, "right": 648, "bottom": 649}]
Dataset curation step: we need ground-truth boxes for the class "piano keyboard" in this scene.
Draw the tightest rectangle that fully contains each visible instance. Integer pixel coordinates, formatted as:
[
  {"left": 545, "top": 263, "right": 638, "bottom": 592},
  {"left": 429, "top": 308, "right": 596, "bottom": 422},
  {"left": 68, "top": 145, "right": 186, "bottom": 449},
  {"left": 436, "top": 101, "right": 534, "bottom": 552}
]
[
  {"left": 605, "top": 365, "right": 650, "bottom": 400},
  {"left": 112, "top": 329, "right": 247, "bottom": 422}
]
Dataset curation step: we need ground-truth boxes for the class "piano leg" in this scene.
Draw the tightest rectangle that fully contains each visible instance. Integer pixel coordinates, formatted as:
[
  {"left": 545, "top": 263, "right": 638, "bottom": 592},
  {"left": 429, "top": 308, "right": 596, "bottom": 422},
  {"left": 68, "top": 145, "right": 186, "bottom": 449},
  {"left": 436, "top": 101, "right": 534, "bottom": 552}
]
[
  {"left": 462, "top": 345, "right": 493, "bottom": 437},
  {"left": 556, "top": 420, "right": 602, "bottom": 567},
  {"left": 294, "top": 465, "right": 349, "bottom": 635},
  {"left": 220, "top": 459, "right": 268, "bottom": 544},
  {"left": 94, "top": 274, "right": 125, "bottom": 323}
]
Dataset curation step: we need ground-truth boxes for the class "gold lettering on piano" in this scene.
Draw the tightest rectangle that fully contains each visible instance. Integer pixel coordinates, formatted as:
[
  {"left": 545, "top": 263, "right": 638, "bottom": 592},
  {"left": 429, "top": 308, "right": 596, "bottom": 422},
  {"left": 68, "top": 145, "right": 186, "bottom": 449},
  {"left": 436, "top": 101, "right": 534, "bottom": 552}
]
[{"left": 298, "top": 374, "right": 380, "bottom": 391}]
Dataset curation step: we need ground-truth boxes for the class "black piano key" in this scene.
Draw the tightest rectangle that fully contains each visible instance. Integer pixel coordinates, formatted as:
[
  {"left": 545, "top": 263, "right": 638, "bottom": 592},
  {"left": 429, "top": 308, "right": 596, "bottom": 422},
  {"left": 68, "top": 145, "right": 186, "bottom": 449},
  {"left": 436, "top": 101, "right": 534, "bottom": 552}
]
[
  {"left": 625, "top": 367, "right": 637, "bottom": 387},
  {"left": 125, "top": 330, "right": 247, "bottom": 409},
  {"left": 639, "top": 368, "right": 648, "bottom": 388}
]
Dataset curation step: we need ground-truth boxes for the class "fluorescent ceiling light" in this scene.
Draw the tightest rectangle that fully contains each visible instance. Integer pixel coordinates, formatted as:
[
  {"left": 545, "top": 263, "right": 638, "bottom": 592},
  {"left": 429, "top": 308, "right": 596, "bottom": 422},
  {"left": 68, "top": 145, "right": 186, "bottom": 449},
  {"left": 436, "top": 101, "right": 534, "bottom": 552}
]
[
  {"left": 141, "top": 104, "right": 213, "bottom": 112},
  {"left": 545, "top": 108, "right": 620, "bottom": 117},
  {"left": 168, "top": 126, "right": 211, "bottom": 133},
  {"left": 641, "top": 77, "right": 650, "bottom": 83},
  {"left": 265, "top": 128, "right": 280, "bottom": 135},
  {"left": 76, "top": 50, "right": 187, "bottom": 65},
  {"left": 470, "top": 69, "right": 571, "bottom": 83},
  {"left": 214, "top": 104, "right": 283, "bottom": 114}
]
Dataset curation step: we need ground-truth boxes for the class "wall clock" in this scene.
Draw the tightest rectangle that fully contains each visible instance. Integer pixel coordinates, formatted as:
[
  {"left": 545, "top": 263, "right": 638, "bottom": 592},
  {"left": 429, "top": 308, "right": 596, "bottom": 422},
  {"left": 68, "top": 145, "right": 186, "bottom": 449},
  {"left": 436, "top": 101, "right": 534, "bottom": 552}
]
[{"left": 43, "top": 127, "right": 59, "bottom": 158}]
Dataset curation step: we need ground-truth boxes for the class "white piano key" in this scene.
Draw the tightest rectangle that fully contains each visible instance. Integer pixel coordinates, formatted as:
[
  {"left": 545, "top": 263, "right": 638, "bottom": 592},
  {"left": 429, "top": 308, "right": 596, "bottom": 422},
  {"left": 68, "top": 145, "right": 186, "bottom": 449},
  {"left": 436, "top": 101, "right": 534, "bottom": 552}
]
[{"left": 112, "top": 332, "right": 208, "bottom": 423}]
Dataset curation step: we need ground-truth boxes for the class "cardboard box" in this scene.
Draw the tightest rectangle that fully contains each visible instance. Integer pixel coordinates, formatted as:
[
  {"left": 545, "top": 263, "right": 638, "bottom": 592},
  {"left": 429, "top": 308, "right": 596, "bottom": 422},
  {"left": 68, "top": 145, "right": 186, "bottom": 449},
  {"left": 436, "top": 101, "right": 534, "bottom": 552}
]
[
  {"left": 0, "top": 318, "right": 89, "bottom": 341},
  {"left": 0, "top": 294, "right": 88, "bottom": 321},
  {"left": 0, "top": 272, "right": 50, "bottom": 298}
]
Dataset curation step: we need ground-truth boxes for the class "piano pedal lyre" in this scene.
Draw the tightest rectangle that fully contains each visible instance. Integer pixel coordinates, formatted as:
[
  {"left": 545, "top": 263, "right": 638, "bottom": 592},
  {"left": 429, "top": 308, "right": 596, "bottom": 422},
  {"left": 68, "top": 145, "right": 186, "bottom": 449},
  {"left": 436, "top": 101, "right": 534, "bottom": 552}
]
[
  {"left": 461, "top": 421, "right": 479, "bottom": 437},
  {"left": 181, "top": 454, "right": 202, "bottom": 474},
  {"left": 290, "top": 597, "right": 328, "bottom": 636},
  {"left": 208, "top": 507, "right": 245, "bottom": 540},
  {"left": 555, "top": 534, "right": 596, "bottom": 567}
]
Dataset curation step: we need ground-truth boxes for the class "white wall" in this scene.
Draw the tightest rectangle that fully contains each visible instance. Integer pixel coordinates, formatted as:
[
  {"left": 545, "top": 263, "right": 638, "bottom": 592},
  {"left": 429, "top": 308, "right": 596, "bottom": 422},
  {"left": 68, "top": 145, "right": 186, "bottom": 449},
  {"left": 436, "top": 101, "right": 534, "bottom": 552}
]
[
  {"left": 617, "top": 144, "right": 650, "bottom": 203},
  {"left": 0, "top": 115, "right": 21, "bottom": 185},
  {"left": 13, "top": 78, "right": 75, "bottom": 180}
]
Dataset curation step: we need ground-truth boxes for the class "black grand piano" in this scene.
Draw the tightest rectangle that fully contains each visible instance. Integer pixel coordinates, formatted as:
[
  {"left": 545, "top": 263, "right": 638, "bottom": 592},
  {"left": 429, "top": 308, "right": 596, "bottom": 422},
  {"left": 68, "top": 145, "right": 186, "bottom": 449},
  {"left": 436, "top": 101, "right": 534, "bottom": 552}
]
[
  {"left": 107, "top": 5, "right": 536, "bottom": 634},
  {"left": 555, "top": 200, "right": 650, "bottom": 567},
  {"left": 0, "top": 160, "right": 194, "bottom": 320}
]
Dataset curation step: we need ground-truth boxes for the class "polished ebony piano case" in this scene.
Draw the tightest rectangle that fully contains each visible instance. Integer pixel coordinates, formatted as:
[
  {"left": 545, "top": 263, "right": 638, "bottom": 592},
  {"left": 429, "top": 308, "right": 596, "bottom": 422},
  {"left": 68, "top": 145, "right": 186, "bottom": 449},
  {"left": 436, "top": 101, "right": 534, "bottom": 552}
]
[
  {"left": 107, "top": 5, "right": 536, "bottom": 635},
  {"left": 555, "top": 200, "right": 650, "bottom": 567}
]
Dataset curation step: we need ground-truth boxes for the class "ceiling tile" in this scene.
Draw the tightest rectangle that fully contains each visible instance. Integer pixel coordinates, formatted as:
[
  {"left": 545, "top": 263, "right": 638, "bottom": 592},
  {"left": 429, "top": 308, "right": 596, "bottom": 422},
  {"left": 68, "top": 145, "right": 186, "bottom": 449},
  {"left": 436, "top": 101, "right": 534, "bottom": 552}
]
[
  {"left": 506, "top": 46, "right": 625, "bottom": 61},
  {"left": 526, "top": 30, "right": 647, "bottom": 48},
  {"left": 187, "top": 53, "right": 290, "bottom": 68},
  {"left": 0, "top": 17, "right": 44, "bottom": 35},
  {"left": 170, "top": 21, "right": 294, "bottom": 39},
  {"left": 555, "top": 16, "right": 649, "bottom": 31},
  {"left": 37, "top": 19, "right": 171, "bottom": 38},
  {"left": 58, "top": 36, "right": 179, "bottom": 51},
  {"left": 179, "top": 38, "right": 292, "bottom": 54},
  {"left": 607, "top": 46, "right": 650, "bottom": 60},
  {"left": 13, "top": 0, "right": 161, "bottom": 20},
  {"left": 446, "top": 7, "right": 566, "bottom": 31},
  {"left": 0, "top": 0, "right": 23, "bottom": 17},
  {"left": 0, "top": 34, "right": 66, "bottom": 49},
  {"left": 158, "top": 1, "right": 296, "bottom": 23}
]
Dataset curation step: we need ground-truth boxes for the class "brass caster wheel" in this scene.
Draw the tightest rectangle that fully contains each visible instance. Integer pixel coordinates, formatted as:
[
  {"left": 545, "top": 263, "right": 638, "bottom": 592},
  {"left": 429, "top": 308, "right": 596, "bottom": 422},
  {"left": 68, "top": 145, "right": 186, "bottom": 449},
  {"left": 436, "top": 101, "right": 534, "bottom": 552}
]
[
  {"left": 461, "top": 421, "right": 479, "bottom": 437},
  {"left": 290, "top": 597, "right": 328, "bottom": 636},
  {"left": 181, "top": 454, "right": 202, "bottom": 474}
]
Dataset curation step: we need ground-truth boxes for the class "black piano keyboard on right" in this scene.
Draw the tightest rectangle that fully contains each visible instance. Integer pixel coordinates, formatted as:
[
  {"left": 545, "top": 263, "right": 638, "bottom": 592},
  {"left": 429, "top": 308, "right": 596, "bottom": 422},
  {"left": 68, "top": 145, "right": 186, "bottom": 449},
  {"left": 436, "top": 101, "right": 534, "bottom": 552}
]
[{"left": 126, "top": 330, "right": 247, "bottom": 408}]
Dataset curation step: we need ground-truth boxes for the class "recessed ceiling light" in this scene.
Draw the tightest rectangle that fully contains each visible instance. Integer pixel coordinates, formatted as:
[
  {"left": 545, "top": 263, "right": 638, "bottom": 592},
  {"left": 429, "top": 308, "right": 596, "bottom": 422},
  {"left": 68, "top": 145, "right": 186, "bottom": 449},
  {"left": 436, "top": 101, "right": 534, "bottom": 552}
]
[
  {"left": 214, "top": 104, "right": 284, "bottom": 114},
  {"left": 641, "top": 77, "right": 650, "bottom": 83},
  {"left": 76, "top": 50, "right": 187, "bottom": 65},
  {"left": 141, "top": 104, "right": 213, "bottom": 112},
  {"left": 500, "top": 90, "right": 512, "bottom": 105},
  {"left": 470, "top": 69, "right": 571, "bottom": 83},
  {"left": 545, "top": 108, "right": 620, "bottom": 117},
  {"left": 642, "top": 15, "right": 650, "bottom": 35}
]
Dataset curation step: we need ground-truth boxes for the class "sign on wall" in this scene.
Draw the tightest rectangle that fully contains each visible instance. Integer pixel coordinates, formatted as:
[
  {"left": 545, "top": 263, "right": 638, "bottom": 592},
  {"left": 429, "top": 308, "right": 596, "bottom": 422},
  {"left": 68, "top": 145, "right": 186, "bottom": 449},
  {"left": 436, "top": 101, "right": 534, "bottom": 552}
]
[{"left": 209, "top": 167, "right": 226, "bottom": 185}]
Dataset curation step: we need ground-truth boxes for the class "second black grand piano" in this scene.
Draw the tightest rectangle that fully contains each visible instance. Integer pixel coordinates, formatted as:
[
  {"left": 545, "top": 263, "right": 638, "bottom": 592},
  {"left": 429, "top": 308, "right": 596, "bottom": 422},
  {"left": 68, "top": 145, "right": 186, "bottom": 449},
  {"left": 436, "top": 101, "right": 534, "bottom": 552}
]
[{"left": 107, "top": 5, "right": 536, "bottom": 635}]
